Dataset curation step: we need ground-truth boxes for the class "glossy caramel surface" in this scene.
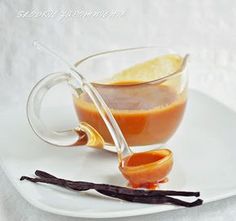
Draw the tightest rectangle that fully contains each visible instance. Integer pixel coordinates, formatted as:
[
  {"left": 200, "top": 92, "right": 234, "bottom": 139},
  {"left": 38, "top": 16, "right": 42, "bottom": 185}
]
[{"left": 74, "top": 82, "right": 186, "bottom": 146}]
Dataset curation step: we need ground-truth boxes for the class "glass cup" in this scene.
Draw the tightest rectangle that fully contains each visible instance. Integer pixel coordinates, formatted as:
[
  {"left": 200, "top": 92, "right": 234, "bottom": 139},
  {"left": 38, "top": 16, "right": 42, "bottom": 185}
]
[{"left": 27, "top": 47, "right": 188, "bottom": 151}]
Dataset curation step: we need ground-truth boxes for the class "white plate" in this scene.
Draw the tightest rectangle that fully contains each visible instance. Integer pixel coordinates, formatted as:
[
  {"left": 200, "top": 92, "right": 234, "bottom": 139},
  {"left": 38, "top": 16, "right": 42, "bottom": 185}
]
[{"left": 0, "top": 89, "right": 236, "bottom": 218}]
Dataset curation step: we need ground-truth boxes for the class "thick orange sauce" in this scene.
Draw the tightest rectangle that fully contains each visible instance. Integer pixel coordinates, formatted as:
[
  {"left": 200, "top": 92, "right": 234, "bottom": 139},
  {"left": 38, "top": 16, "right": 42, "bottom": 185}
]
[
  {"left": 124, "top": 152, "right": 164, "bottom": 167},
  {"left": 119, "top": 149, "right": 173, "bottom": 189},
  {"left": 73, "top": 81, "right": 186, "bottom": 146}
]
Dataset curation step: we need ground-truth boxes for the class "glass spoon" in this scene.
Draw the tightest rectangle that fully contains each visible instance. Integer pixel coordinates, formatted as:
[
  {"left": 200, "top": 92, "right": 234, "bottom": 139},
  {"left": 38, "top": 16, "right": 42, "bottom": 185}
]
[{"left": 33, "top": 41, "right": 186, "bottom": 188}]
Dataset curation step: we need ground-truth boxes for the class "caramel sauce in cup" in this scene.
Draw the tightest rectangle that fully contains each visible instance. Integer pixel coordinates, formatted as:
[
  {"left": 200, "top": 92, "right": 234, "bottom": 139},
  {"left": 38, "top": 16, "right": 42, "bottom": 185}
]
[{"left": 74, "top": 81, "right": 186, "bottom": 147}]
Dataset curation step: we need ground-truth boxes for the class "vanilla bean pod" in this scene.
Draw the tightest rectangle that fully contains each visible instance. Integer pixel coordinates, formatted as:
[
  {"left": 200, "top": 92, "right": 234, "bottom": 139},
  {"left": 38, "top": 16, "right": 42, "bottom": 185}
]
[
  {"left": 97, "top": 190, "right": 203, "bottom": 207},
  {"left": 20, "top": 170, "right": 203, "bottom": 207},
  {"left": 33, "top": 170, "right": 200, "bottom": 197}
]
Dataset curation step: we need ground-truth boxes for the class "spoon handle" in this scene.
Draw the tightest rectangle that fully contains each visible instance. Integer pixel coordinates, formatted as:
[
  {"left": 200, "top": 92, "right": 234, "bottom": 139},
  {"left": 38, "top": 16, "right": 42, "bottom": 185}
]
[{"left": 69, "top": 66, "right": 131, "bottom": 161}]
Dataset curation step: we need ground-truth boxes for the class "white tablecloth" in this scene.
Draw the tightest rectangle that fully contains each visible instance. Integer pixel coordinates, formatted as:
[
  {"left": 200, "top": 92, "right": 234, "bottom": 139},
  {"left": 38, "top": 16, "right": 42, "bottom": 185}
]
[{"left": 1, "top": 0, "right": 236, "bottom": 220}]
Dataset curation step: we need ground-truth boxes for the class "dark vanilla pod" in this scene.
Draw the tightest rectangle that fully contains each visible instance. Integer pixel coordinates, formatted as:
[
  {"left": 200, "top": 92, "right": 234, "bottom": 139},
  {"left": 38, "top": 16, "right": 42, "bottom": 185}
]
[{"left": 20, "top": 170, "right": 203, "bottom": 207}]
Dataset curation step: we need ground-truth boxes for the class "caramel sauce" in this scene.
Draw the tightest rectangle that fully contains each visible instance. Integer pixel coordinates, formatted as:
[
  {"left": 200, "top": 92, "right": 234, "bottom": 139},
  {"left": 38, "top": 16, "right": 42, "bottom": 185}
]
[
  {"left": 125, "top": 152, "right": 164, "bottom": 167},
  {"left": 120, "top": 149, "right": 173, "bottom": 189},
  {"left": 74, "top": 81, "right": 186, "bottom": 146}
]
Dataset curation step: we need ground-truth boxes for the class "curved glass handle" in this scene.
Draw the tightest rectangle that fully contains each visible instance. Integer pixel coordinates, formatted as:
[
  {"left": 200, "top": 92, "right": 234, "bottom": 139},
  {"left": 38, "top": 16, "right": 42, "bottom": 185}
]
[{"left": 27, "top": 72, "right": 104, "bottom": 148}]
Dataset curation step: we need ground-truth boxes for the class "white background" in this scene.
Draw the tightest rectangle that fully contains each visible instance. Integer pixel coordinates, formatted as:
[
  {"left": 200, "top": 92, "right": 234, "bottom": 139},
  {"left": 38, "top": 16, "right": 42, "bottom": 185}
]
[{"left": 1, "top": 0, "right": 236, "bottom": 220}]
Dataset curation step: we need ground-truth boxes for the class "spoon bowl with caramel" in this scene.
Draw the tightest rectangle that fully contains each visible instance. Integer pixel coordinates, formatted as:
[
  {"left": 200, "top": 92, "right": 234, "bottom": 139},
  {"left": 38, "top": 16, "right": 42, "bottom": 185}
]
[{"left": 120, "top": 149, "right": 173, "bottom": 189}]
